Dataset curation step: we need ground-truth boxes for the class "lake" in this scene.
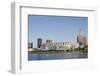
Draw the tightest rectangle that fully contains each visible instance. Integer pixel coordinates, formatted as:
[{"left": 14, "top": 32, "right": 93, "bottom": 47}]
[{"left": 28, "top": 51, "right": 88, "bottom": 60}]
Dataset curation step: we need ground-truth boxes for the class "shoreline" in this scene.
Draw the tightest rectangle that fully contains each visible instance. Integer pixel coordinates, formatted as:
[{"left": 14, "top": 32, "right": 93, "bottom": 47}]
[{"left": 28, "top": 50, "right": 88, "bottom": 54}]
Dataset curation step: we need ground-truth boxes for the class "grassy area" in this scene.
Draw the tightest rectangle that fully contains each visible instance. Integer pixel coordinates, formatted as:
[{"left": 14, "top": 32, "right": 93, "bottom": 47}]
[
  {"left": 28, "top": 49, "right": 87, "bottom": 54},
  {"left": 29, "top": 50, "right": 63, "bottom": 54},
  {"left": 31, "top": 50, "right": 49, "bottom": 53}
]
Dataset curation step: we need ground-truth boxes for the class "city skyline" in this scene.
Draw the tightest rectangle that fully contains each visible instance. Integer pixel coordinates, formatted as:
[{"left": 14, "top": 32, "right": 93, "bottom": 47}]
[{"left": 28, "top": 15, "right": 88, "bottom": 48}]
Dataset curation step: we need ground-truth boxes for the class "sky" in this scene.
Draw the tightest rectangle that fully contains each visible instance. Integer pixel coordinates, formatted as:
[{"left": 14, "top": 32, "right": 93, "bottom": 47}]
[{"left": 28, "top": 15, "right": 88, "bottom": 48}]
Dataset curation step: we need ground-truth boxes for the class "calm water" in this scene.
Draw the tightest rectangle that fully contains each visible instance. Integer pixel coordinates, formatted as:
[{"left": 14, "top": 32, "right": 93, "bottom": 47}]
[{"left": 28, "top": 51, "right": 88, "bottom": 61}]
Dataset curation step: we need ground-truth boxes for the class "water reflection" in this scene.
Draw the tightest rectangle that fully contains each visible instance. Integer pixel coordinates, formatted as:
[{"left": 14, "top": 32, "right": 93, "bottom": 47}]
[{"left": 28, "top": 51, "right": 88, "bottom": 61}]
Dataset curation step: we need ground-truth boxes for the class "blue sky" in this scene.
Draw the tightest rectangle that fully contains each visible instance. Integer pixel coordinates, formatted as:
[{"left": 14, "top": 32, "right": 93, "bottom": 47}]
[{"left": 28, "top": 15, "right": 88, "bottom": 48}]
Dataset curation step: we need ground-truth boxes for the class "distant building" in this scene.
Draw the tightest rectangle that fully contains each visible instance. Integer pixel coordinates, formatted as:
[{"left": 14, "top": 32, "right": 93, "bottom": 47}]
[
  {"left": 40, "top": 43, "right": 46, "bottom": 50},
  {"left": 77, "top": 30, "right": 88, "bottom": 48},
  {"left": 40, "top": 40, "right": 73, "bottom": 51},
  {"left": 28, "top": 43, "right": 33, "bottom": 48},
  {"left": 73, "top": 42, "right": 79, "bottom": 49},
  {"left": 37, "top": 38, "right": 42, "bottom": 48},
  {"left": 35, "top": 30, "right": 87, "bottom": 50},
  {"left": 28, "top": 43, "right": 33, "bottom": 51},
  {"left": 46, "top": 40, "right": 53, "bottom": 43},
  {"left": 83, "top": 36, "right": 88, "bottom": 45}
]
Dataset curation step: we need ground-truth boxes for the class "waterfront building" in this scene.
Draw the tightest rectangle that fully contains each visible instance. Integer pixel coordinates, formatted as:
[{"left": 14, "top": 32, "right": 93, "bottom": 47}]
[
  {"left": 37, "top": 38, "right": 42, "bottom": 48},
  {"left": 40, "top": 43, "right": 46, "bottom": 50},
  {"left": 46, "top": 40, "right": 53, "bottom": 43},
  {"left": 74, "top": 42, "right": 79, "bottom": 48},
  {"left": 40, "top": 40, "right": 73, "bottom": 51},
  {"left": 28, "top": 43, "right": 33, "bottom": 48},
  {"left": 77, "top": 30, "right": 88, "bottom": 48},
  {"left": 28, "top": 43, "right": 33, "bottom": 51}
]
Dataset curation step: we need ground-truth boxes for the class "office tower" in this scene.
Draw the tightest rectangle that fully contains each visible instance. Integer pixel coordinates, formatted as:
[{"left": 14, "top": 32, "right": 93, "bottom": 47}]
[
  {"left": 37, "top": 38, "right": 42, "bottom": 48},
  {"left": 28, "top": 43, "right": 33, "bottom": 48},
  {"left": 77, "top": 29, "right": 87, "bottom": 48}
]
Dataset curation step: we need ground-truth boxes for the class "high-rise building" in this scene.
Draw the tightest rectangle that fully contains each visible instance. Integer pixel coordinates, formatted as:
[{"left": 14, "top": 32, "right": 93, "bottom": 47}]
[
  {"left": 77, "top": 29, "right": 87, "bottom": 48},
  {"left": 28, "top": 43, "right": 33, "bottom": 48},
  {"left": 37, "top": 38, "right": 42, "bottom": 48}
]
